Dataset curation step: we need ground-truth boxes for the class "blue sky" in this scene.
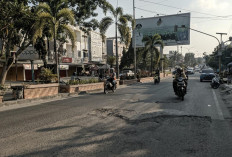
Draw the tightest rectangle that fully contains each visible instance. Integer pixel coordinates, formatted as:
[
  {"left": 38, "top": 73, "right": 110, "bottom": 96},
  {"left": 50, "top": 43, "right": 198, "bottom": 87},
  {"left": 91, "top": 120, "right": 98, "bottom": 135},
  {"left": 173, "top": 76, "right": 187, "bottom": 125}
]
[{"left": 95, "top": 0, "right": 232, "bottom": 57}]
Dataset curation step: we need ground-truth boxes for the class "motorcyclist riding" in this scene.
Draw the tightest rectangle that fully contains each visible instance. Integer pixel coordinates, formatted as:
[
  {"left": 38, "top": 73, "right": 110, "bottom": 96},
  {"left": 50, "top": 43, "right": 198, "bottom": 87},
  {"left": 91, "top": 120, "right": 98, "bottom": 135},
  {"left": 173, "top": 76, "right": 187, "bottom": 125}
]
[
  {"left": 154, "top": 69, "right": 160, "bottom": 84},
  {"left": 173, "top": 66, "right": 187, "bottom": 94},
  {"left": 107, "top": 69, "right": 116, "bottom": 88}
]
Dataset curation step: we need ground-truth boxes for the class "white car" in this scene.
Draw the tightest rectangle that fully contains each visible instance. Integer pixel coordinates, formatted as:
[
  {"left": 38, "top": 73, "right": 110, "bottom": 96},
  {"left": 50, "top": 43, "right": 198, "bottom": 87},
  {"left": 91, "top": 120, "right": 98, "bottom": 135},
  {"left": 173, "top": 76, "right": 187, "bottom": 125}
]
[
  {"left": 122, "top": 70, "right": 134, "bottom": 77},
  {"left": 187, "top": 68, "right": 195, "bottom": 74}
]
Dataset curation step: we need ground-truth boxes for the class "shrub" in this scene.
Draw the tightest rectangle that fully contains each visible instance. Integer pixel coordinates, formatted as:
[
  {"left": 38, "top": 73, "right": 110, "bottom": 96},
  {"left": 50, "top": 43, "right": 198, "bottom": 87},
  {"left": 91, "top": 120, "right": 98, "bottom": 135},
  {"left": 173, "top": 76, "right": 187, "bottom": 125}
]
[
  {"left": 67, "top": 78, "right": 99, "bottom": 85},
  {"left": 39, "top": 68, "right": 58, "bottom": 83},
  {"left": 0, "top": 85, "right": 6, "bottom": 96}
]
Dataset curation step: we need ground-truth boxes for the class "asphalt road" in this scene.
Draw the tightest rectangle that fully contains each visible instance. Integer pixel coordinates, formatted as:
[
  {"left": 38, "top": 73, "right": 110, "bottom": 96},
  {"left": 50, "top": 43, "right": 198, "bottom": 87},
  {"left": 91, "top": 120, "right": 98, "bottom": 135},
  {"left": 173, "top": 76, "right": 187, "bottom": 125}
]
[{"left": 1, "top": 73, "right": 232, "bottom": 157}]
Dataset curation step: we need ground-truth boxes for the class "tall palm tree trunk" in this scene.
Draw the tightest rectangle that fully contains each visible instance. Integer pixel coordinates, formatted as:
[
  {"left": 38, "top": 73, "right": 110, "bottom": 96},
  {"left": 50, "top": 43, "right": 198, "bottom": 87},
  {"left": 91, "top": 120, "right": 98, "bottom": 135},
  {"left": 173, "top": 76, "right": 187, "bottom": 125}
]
[
  {"left": 53, "top": 25, "right": 59, "bottom": 82},
  {"left": 115, "top": 20, "right": 119, "bottom": 78}
]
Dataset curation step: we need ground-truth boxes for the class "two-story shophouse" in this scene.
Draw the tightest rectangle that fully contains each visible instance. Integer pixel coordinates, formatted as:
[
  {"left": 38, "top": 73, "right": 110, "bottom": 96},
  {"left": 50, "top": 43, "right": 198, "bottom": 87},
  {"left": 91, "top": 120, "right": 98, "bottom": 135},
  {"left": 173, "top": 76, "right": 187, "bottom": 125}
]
[{"left": 1, "top": 26, "right": 106, "bottom": 81}]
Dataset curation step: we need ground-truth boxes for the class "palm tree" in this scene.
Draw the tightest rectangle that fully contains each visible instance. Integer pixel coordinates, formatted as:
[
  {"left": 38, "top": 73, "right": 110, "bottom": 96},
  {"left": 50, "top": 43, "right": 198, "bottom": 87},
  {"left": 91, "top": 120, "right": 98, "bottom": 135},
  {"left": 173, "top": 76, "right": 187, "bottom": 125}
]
[
  {"left": 33, "top": 0, "right": 76, "bottom": 77},
  {"left": 142, "top": 34, "right": 164, "bottom": 75},
  {"left": 99, "top": 17, "right": 113, "bottom": 60},
  {"left": 169, "top": 51, "right": 183, "bottom": 67},
  {"left": 100, "top": 6, "right": 133, "bottom": 78}
]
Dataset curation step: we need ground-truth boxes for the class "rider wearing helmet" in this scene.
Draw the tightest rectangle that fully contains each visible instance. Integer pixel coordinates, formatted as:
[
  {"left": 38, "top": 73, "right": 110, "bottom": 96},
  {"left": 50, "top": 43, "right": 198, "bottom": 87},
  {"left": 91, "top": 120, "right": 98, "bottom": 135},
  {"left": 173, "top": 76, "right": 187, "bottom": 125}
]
[{"left": 173, "top": 66, "right": 187, "bottom": 94}]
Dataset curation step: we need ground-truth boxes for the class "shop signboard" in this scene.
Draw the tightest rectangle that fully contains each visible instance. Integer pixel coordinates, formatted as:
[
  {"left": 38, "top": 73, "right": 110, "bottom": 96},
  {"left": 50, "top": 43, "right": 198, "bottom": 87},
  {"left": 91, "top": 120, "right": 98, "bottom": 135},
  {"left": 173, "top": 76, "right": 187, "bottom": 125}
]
[
  {"left": 59, "top": 65, "right": 69, "bottom": 70},
  {"left": 23, "top": 64, "right": 38, "bottom": 70},
  {"left": 62, "top": 57, "right": 72, "bottom": 63}
]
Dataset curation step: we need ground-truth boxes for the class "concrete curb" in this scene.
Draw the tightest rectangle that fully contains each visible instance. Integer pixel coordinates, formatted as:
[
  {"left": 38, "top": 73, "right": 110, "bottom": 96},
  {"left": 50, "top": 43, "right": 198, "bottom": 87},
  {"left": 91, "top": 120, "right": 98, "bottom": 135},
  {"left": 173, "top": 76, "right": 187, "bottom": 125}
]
[{"left": 0, "top": 83, "right": 130, "bottom": 108}]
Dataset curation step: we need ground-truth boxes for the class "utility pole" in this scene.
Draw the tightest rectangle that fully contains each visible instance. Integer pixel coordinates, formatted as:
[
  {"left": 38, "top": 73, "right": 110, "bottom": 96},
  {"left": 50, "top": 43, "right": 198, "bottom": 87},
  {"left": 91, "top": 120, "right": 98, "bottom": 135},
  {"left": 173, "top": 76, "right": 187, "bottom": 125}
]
[
  {"left": 115, "top": 0, "right": 119, "bottom": 78},
  {"left": 133, "top": 0, "right": 137, "bottom": 74},
  {"left": 216, "top": 32, "right": 227, "bottom": 74}
]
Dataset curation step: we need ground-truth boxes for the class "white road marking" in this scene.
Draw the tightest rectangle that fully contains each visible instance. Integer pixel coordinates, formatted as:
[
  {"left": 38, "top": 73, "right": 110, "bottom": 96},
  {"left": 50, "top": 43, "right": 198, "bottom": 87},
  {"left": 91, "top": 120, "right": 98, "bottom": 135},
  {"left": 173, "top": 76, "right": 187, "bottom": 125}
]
[
  {"left": 212, "top": 89, "right": 224, "bottom": 120},
  {"left": 208, "top": 105, "right": 211, "bottom": 107}
]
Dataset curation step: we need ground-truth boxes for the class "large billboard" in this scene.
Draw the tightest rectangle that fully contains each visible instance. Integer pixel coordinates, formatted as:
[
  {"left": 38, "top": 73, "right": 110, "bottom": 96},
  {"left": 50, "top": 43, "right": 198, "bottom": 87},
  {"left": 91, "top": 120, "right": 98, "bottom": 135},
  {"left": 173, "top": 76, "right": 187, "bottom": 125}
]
[{"left": 134, "top": 13, "right": 190, "bottom": 47}]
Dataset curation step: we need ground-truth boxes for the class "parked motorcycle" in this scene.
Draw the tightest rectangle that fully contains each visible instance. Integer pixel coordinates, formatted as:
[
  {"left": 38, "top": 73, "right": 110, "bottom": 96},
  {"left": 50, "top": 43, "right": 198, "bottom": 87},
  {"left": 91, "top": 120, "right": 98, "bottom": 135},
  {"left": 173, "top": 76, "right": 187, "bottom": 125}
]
[
  {"left": 154, "top": 75, "right": 160, "bottom": 84},
  {"left": 104, "top": 78, "right": 117, "bottom": 94},
  {"left": 211, "top": 76, "right": 220, "bottom": 89},
  {"left": 176, "top": 77, "right": 187, "bottom": 101}
]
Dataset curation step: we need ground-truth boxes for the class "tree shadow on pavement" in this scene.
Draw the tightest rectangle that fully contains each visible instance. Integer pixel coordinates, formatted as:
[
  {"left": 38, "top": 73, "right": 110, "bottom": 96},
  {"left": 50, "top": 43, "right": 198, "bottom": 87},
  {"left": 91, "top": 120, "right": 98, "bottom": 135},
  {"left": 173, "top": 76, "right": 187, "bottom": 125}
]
[{"left": 9, "top": 108, "right": 212, "bottom": 157}]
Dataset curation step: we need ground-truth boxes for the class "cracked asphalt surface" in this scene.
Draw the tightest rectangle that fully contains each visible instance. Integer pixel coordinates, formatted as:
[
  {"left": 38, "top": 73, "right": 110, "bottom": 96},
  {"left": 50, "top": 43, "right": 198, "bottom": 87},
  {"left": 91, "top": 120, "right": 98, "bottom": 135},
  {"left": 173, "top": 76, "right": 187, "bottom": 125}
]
[{"left": 1, "top": 73, "right": 232, "bottom": 157}]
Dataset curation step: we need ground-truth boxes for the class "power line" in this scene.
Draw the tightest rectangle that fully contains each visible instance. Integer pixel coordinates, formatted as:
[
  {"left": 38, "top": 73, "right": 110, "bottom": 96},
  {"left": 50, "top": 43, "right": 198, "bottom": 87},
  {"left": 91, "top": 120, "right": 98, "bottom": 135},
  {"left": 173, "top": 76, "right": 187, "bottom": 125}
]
[
  {"left": 136, "top": 0, "right": 169, "bottom": 8},
  {"left": 136, "top": 7, "right": 232, "bottom": 20},
  {"left": 138, "top": 0, "right": 232, "bottom": 18}
]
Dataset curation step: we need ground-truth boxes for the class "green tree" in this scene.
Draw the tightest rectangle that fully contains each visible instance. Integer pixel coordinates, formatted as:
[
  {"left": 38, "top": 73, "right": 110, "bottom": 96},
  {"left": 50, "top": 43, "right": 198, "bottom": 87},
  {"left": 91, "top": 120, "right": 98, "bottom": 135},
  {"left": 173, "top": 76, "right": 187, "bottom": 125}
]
[
  {"left": 33, "top": 0, "right": 76, "bottom": 75},
  {"left": 0, "top": 1, "right": 36, "bottom": 85},
  {"left": 68, "top": 0, "right": 112, "bottom": 28},
  {"left": 99, "top": 6, "right": 133, "bottom": 77},
  {"left": 184, "top": 53, "right": 196, "bottom": 67},
  {"left": 169, "top": 51, "right": 183, "bottom": 67},
  {"left": 142, "top": 34, "right": 164, "bottom": 75},
  {"left": 163, "top": 54, "right": 169, "bottom": 71},
  {"left": 99, "top": 17, "right": 113, "bottom": 58},
  {"left": 107, "top": 55, "right": 116, "bottom": 68},
  {"left": 34, "top": 37, "right": 48, "bottom": 68}
]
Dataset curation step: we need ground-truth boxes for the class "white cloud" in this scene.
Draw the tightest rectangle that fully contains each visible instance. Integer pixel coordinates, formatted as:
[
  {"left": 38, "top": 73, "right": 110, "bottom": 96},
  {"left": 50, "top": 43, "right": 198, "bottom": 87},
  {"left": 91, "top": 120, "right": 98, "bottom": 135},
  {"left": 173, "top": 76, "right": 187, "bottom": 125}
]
[{"left": 196, "top": 0, "right": 229, "bottom": 10}]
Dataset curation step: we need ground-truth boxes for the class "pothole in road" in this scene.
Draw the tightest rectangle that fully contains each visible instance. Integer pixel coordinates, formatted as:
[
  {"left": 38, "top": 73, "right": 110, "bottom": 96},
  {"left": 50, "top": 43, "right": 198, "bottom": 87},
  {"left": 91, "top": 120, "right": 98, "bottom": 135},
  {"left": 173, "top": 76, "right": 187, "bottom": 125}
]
[
  {"left": 89, "top": 108, "right": 212, "bottom": 126},
  {"left": 89, "top": 108, "right": 136, "bottom": 121}
]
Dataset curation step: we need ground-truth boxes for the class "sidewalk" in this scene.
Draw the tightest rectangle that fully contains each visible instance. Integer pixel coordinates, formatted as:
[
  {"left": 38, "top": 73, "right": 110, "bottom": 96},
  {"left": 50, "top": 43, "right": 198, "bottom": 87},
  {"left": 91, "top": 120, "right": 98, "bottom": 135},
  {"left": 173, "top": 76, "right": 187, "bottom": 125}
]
[{"left": 220, "top": 84, "right": 232, "bottom": 118}]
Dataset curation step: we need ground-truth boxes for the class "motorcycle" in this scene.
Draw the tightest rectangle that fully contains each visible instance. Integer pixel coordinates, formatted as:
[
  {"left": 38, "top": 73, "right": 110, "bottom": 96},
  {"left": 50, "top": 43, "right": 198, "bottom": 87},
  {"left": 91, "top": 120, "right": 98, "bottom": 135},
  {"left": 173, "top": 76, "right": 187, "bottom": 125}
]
[
  {"left": 211, "top": 76, "right": 220, "bottom": 89},
  {"left": 104, "top": 78, "right": 117, "bottom": 94},
  {"left": 176, "top": 77, "right": 187, "bottom": 101},
  {"left": 154, "top": 75, "right": 160, "bottom": 84}
]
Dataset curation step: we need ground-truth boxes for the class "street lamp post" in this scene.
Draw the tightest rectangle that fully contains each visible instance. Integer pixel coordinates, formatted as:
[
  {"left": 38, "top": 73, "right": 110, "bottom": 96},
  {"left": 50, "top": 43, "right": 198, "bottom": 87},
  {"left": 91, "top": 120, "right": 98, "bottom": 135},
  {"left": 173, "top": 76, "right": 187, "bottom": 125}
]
[
  {"left": 179, "top": 25, "right": 222, "bottom": 72},
  {"left": 133, "top": 0, "right": 137, "bottom": 74}
]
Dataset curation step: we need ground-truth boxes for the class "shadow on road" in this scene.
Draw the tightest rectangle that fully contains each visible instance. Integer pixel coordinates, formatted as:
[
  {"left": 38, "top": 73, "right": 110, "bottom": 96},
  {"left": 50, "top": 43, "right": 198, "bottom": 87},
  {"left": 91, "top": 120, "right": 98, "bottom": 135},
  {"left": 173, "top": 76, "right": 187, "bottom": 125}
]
[{"left": 11, "top": 108, "right": 212, "bottom": 157}]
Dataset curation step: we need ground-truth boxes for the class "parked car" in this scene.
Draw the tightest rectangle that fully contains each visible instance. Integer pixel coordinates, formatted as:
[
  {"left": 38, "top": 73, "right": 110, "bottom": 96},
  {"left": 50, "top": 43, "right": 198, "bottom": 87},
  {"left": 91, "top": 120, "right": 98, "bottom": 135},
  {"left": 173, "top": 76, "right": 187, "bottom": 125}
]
[
  {"left": 187, "top": 67, "right": 195, "bottom": 74},
  {"left": 200, "top": 69, "right": 215, "bottom": 82},
  {"left": 122, "top": 70, "right": 134, "bottom": 77}
]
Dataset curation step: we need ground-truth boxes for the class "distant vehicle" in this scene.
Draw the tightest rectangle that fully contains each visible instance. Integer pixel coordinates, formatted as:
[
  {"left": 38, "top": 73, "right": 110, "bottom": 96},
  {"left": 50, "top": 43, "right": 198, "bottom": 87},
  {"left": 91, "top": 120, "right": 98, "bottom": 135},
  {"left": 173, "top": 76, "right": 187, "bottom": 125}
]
[
  {"left": 187, "top": 67, "right": 195, "bottom": 74},
  {"left": 195, "top": 68, "right": 200, "bottom": 72},
  {"left": 122, "top": 70, "right": 134, "bottom": 77},
  {"left": 200, "top": 69, "right": 215, "bottom": 82}
]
